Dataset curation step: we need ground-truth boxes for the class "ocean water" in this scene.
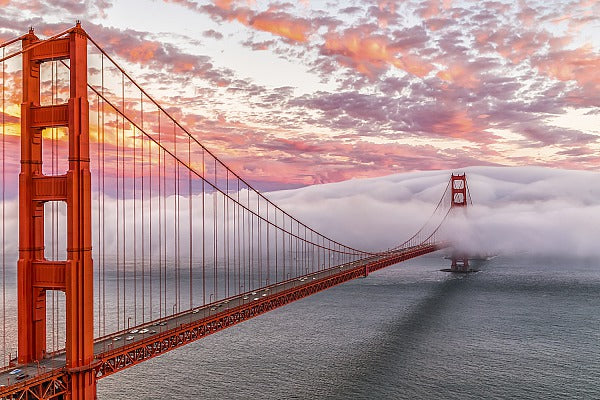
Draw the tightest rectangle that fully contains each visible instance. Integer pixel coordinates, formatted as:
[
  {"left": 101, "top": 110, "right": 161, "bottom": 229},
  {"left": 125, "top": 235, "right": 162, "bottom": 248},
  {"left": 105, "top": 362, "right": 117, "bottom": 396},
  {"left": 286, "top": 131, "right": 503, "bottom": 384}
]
[{"left": 95, "top": 254, "right": 600, "bottom": 399}]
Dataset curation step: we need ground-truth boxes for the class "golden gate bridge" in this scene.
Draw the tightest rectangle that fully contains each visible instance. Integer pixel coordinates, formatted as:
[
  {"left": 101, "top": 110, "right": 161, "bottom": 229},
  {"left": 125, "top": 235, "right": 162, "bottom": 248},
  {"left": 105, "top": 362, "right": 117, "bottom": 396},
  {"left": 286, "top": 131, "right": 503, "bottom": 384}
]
[{"left": 0, "top": 24, "right": 473, "bottom": 399}]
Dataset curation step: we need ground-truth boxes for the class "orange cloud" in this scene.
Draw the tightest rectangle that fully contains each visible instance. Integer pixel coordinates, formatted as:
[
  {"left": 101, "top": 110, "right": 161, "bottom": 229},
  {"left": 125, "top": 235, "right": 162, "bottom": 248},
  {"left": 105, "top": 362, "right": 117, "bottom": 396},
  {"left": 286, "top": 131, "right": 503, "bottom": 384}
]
[
  {"left": 125, "top": 41, "right": 160, "bottom": 62},
  {"left": 206, "top": 1, "right": 311, "bottom": 42},
  {"left": 249, "top": 13, "right": 312, "bottom": 42},
  {"left": 436, "top": 64, "right": 480, "bottom": 89},
  {"left": 430, "top": 110, "right": 488, "bottom": 143},
  {"left": 323, "top": 30, "right": 433, "bottom": 78}
]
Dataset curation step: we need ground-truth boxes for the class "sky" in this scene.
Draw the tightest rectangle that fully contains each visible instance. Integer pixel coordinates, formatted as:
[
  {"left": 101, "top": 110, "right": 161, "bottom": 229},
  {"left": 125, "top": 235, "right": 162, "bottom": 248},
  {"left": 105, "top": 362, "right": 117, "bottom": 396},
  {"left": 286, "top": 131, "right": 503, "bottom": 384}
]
[{"left": 1, "top": 0, "right": 600, "bottom": 190}]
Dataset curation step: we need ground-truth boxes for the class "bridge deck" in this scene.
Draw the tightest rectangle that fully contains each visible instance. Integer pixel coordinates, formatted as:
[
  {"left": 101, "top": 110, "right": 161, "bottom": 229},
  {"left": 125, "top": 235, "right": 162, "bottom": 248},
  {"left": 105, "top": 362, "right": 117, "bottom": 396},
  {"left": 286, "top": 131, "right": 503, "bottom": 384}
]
[{"left": 0, "top": 243, "right": 445, "bottom": 398}]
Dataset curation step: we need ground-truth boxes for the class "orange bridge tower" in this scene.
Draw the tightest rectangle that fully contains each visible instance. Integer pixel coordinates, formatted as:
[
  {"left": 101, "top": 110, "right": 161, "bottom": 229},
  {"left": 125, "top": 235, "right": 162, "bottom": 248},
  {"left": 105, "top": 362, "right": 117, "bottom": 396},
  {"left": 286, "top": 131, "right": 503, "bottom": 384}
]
[
  {"left": 449, "top": 173, "right": 470, "bottom": 272},
  {"left": 18, "top": 23, "right": 95, "bottom": 398}
]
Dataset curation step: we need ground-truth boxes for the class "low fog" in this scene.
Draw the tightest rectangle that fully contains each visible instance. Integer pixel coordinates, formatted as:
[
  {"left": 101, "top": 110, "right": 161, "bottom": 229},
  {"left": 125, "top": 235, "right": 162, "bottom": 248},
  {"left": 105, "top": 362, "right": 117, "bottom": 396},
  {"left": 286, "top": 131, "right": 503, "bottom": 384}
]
[
  {"left": 267, "top": 166, "right": 600, "bottom": 258},
  {"left": 1, "top": 166, "right": 600, "bottom": 260}
]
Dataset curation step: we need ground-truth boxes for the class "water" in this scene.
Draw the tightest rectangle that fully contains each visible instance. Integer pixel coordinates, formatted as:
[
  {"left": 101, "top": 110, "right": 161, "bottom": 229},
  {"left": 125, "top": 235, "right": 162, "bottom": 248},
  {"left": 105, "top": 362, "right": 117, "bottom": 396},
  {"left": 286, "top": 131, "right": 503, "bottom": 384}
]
[{"left": 94, "top": 254, "right": 600, "bottom": 399}]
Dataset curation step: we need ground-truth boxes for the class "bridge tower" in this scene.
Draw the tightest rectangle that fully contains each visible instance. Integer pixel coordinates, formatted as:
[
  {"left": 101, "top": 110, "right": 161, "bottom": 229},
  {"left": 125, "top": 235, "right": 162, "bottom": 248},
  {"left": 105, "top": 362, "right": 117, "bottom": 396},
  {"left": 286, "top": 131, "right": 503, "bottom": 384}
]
[
  {"left": 19, "top": 23, "right": 95, "bottom": 398},
  {"left": 449, "top": 173, "right": 470, "bottom": 272}
]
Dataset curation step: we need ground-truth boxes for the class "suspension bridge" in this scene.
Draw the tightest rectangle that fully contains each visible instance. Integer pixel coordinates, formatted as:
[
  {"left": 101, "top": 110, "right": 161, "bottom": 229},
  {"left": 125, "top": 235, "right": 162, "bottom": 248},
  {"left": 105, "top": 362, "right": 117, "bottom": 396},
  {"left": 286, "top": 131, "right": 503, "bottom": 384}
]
[{"left": 0, "top": 24, "right": 473, "bottom": 399}]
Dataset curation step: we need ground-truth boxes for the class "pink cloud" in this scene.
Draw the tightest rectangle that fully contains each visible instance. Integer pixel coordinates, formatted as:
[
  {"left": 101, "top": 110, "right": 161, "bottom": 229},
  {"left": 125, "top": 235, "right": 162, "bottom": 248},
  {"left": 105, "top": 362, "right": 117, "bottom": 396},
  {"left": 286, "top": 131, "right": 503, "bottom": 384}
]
[
  {"left": 249, "top": 12, "right": 312, "bottom": 42},
  {"left": 322, "top": 28, "right": 433, "bottom": 78}
]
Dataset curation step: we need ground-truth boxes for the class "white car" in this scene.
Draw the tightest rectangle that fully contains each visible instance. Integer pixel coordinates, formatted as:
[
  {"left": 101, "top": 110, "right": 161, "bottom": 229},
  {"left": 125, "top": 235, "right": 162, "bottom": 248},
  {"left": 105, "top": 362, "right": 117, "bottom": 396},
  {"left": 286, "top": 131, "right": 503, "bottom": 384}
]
[
  {"left": 9, "top": 369, "right": 21, "bottom": 375},
  {"left": 139, "top": 328, "right": 149, "bottom": 334},
  {"left": 129, "top": 329, "right": 139, "bottom": 334},
  {"left": 125, "top": 335, "right": 134, "bottom": 341}
]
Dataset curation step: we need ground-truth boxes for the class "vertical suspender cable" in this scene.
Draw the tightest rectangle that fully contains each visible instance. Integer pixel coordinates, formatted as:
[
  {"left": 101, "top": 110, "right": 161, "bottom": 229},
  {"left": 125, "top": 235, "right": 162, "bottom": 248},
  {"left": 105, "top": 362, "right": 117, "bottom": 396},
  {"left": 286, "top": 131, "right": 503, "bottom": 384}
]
[
  {"left": 214, "top": 159, "right": 218, "bottom": 300},
  {"left": 225, "top": 171, "right": 229, "bottom": 297},
  {"left": 148, "top": 113, "right": 153, "bottom": 321},
  {"left": 1, "top": 46, "right": 5, "bottom": 365},
  {"left": 101, "top": 55, "right": 106, "bottom": 336},
  {"left": 266, "top": 202, "right": 270, "bottom": 285},
  {"left": 116, "top": 108, "right": 120, "bottom": 330},
  {"left": 282, "top": 215, "right": 285, "bottom": 280},
  {"left": 158, "top": 111, "right": 162, "bottom": 318},
  {"left": 51, "top": 60, "right": 56, "bottom": 352},
  {"left": 161, "top": 132, "right": 165, "bottom": 314},
  {"left": 202, "top": 149, "right": 205, "bottom": 305},
  {"left": 241, "top": 184, "right": 246, "bottom": 293},
  {"left": 163, "top": 132, "right": 167, "bottom": 314},
  {"left": 133, "top": 122, "right": 137, "bottom": 325},
  {"left": 96, "top": 93, "right": 101, "bottom": 336},
  {"left": 274, "top": 208, "right": 278, "bottom": 283},
  {"left": 121, "top": 74, "right": 126, "bottom": 329},
  {"left": 188, "top": 134, "right": 192, "bottom": 309},
  {"left": 140, "top": 92, "right": 145, "bottom": 323},
  {"left": 237, "top": 179, "right": 241, "bottom": 294},
  {"left": 174, "top": 122, "right": 179, "bottom": 313},
  {"left": 257, "top": 194, "right": 261, "bottom": 286}
]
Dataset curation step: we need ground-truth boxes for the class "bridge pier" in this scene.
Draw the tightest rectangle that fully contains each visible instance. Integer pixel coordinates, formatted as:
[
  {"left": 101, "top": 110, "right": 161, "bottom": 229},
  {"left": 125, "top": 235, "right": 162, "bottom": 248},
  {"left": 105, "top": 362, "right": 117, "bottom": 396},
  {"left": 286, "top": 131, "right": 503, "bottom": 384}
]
[
  {"left": 451, "top": 253, "right": 469, "bottom": 272},
  {"left": 441, "top": 253, "right": 478, "bottom": 273}
]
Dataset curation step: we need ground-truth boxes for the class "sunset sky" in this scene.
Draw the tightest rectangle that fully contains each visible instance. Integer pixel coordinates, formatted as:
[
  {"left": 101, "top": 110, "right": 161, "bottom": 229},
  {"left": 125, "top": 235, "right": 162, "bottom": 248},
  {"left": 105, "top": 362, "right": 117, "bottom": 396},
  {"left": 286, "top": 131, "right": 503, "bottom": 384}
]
[{"left": 1, "top": 0, "right": 599, "bottom": 190}]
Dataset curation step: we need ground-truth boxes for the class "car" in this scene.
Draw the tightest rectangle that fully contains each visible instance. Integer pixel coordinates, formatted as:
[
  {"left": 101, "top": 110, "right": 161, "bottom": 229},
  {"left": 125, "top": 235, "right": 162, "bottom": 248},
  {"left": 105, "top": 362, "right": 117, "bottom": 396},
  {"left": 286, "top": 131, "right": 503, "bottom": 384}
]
[
  {"left": 252, "top": 291, "right": 257, "bottom": 295},
  {"left": 243, "top": 296, "right": 249, "bottom": 300},
  {"left": 159, "top": 322, "right": 167, "bottom": 326},
  {"left": 253, "top": 297, "right": 259, "bottom": 301},
  {"left": 149, "top": 330, "right": 157, "bottom": 334},
  {"left": 210, "top": 307, "right": 216, "bottom": 311},
  {"left": 139, "top": 328, "right": 149, "bottom": 334},
  {"left": 113, "top": 336, "right": 122, "bottom": 341},
  {"left": 192, "top": 309, "right": 200, "bottom": 314},
  {"left": 261, "top": 293, "right": 267, "bottom": 297},
  {"left": 125, "top": 336, "right": 134, "bottom": 341},
  {"left": 16, "top": 373, "right": 29, "bottom": 380},
  {"left": 9, "top": 369, "right": 21, "bottom": 375},
  {"left": 129, "top": 329, "right": 139, "bottom": 334},
  {"left": 223, "top": 300, "right": 229, "bottom": 304}
]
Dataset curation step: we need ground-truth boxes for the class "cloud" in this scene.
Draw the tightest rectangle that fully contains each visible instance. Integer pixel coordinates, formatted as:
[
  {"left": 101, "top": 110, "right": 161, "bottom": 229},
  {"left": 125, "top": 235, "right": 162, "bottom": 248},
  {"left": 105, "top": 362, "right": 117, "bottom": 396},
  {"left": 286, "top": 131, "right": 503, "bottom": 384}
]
[
  {"left": 248, "top": 11, "right": 312, "bottom": 43},
  {"left": 321, "top": 26, "right": 433, "bottom": 78},
  {"left": 202, "top": 29, "right": 224, "bottom": 40},
  {"left": 198, "top": 1, "right": 313, "bottom": 43}
]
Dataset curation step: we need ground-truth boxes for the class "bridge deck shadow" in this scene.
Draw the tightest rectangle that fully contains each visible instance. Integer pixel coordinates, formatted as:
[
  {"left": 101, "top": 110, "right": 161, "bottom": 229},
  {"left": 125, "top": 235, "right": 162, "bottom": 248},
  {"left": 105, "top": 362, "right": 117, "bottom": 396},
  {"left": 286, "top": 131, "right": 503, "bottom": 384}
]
[{"left": 325, "top": 273, "right": 477, "bottom": 399}]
